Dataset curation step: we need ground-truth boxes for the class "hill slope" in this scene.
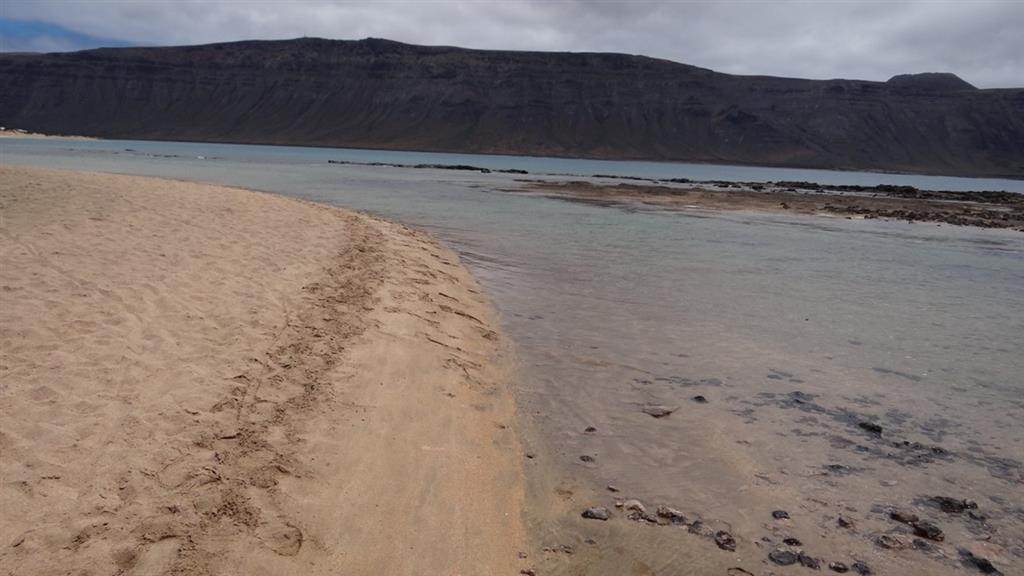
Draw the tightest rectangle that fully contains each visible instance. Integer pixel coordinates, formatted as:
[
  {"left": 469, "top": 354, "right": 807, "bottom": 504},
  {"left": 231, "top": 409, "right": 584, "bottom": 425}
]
[{"left": 2, "top": 37, "right": 1022, "bottom": 177}]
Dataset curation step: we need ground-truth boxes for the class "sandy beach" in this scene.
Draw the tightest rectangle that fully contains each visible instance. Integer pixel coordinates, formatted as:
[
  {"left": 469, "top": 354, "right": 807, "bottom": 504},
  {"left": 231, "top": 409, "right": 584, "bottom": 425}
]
[{"left": 0, "top": 166, "right": 526, "bottom": 575}]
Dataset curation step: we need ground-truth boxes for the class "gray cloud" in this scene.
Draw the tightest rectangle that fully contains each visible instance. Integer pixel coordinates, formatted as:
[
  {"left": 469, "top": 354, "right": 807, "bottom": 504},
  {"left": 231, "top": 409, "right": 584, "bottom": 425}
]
[{"left": 4, "top": 0, "right": 1023, "bottom": 87}]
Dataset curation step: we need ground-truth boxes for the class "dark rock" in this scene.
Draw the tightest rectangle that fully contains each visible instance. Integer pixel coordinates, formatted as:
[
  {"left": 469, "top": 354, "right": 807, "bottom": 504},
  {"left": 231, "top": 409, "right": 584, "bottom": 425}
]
[
  {"left": 829, "top": 561, "right": 849, "bottom": 573},
  {"left": 714, "top": 530, "right": 737, "bottom": 552},
  {"left": 890, "top": 510, "right": 919, "bottom": 524},
  {"left": 858, "top": 422, "right": 883, "bottom": 435},
  {"left": 851, "top": 561, "right": 872, "bottom": 575},
  {"left": 769, "top": 549, "right": 799, "bottom": 566},
  {"left": 727, "top": 569, "right": 755, "bottom": 576},
  {"left": 798, "top": 553, "right": 821, "bottom": 569},
  {"left": 772, "top": 510, "right": 790, "bottom": 520},
  {"left": 911, "top": 520, "right": 944, "bottom": 541},
  {"left": 579, "top": 454, "right": 595, "bottom": 463},
  {"left": 520, "top": 570, "right": 536, "bottom": 576},
  {"left": 642, "top": 405, "right": 678, "bottom": 418},
  {"left": 606, "top": 484, "right": 620, "bottom": 493},
  {"left": 874, "top": 534, "right": 905, "bottom": 549},
  {"left": 932, "top": 496, "right": 977, "bottom": 514},
  {"left": 783, "top": 537, "right": 803, "bottom": 546},
  {"left": 960, "top": 550, "right": 1001, "bottom": 574},
  {"left": 581, "top": 507, "right": 609, "bottom": 521},
  {"left": 584, "top": 426, "right": 597, "bottom": 433},
  {"left": 912, "top": 538, "right": 934, "bottom": 551},
  {"left": 837, "top": 516, "right": 855, "bottom": 529},
  {"left": 691, "top": 395, "right": 708, "bottom": 403}
]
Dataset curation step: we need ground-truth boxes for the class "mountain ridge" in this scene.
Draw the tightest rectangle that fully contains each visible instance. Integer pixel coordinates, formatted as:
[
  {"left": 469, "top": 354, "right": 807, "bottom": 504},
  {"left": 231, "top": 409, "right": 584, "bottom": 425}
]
[{"left": 2, "top": 37, "right": 1022, "bottom": 177}]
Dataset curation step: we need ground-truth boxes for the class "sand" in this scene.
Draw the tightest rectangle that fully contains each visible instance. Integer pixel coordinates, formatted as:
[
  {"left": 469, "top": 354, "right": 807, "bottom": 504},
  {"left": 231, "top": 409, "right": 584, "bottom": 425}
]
[
  {"left": 0, "top": 130, "right": 95, "bottom": 141},
  {"left": 0, "top": 166, "right": 526, "bottom": 575}
]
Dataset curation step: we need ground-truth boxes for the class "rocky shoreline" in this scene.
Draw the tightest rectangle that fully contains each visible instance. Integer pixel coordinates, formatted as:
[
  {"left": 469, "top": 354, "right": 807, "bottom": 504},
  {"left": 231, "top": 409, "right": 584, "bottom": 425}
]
[{"left": 523, "top": 179, "right": 1024, "bottom": 230}]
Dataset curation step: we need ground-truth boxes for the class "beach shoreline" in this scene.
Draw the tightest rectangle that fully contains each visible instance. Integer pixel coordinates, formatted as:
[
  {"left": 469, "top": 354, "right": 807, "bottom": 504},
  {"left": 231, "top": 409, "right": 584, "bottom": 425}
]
[{"left": 0, "top": 166, "right": 527, "bottom": 574}]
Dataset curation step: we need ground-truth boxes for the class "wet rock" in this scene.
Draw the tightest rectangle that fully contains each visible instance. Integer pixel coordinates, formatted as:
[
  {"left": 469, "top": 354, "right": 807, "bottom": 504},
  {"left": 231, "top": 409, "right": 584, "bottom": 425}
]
[
  {"left": 691, "top": 395, "right": 708, "bottom": 403},
  {"left": 851, "top": 561, "right": 872, "bottom": 575},
  {"left": 932, "top": 496, "right": 977, "bottom": 514},
  {"left": 769, "top": 549, "right": 798, "bottom": 565},
  {"left": 836, "top": 516, "right": 855, "bottom": 529},
  {"left": 829, "top": 561, "right": 849, "bottom": 573},
  {"left": 912, "top": 538, "right": 934, "bottom": 551},
  {"left": 656, "top": 505, "right": 687, "bottom": 524},
  {"left": 874, "top": 534, "right": 905, "bottom": 550},
  {"left": 858, "top": 421, "right": 883, "bottom": 435},
  {"left": 890, "top": 510, "right": 919, "bottom": 524},
  {"left": 911, "top": 520, "right": 944, "bottom": 541},
  {"left": 642, "top": 405, "right": 678, "bottom": 418},
  {"left": 581, "top": 507, "right": 609, "bottom": 521},
  {"left": 960, "top": 550, "right": 1001, "bottom": 574},
  {"left": 714, "top": 530, "right": 737, "bottom": 551},
  {"left": 772, "top": 510, "right": 790, "bottom": 520},
  {"left": 783, "top": 537, "right": 803, "bottom": 546},
  {"left": 623, "top": 499, "right": 655, "bottom": 522},
  {"left": 579, "top": 455, "right": 595, "bottom": 463},
  {"left": 798, "top": 553, "right": 822, "bottom": 569}
]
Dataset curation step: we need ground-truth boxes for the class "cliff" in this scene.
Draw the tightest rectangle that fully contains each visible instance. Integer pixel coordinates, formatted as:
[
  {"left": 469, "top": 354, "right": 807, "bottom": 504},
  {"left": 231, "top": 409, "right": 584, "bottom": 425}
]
[{"left": 2, "top": 37, "right": 1021, "bottom": 177}]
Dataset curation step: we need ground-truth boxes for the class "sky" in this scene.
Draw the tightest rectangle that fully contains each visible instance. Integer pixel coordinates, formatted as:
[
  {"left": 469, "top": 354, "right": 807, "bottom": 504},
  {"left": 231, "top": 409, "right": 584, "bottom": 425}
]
[{"left": 1, "top": 1, "right": 1022, "bottom": 88}]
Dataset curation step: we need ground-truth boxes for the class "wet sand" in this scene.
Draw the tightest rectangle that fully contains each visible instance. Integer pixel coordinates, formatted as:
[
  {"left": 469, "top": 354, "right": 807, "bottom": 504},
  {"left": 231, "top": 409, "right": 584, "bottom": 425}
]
[
  {"left": 525, "top": 180, "right": 1024, "bottom": 230},
  {"left": 0, "top": 166, "right": 526, "bottom": 575}
]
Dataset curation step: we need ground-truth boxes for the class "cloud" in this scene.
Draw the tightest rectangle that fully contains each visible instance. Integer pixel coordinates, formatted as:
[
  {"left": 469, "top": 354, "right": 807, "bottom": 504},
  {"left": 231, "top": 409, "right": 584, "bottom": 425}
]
[{"left": 2, "top": 0, "right": 1022, "bottom": 87}]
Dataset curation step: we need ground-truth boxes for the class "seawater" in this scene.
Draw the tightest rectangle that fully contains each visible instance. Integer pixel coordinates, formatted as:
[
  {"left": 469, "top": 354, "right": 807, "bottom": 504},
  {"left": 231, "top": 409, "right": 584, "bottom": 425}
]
[{"left": 3, "top": 138, "right": 1022, "bottom": 574}]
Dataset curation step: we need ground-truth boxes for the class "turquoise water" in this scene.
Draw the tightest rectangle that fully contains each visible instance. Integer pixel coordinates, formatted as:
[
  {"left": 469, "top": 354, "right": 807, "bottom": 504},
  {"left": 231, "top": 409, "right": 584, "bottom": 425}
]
[{"left": 3, "top": 137, "right": 1023, "bottom": 574}]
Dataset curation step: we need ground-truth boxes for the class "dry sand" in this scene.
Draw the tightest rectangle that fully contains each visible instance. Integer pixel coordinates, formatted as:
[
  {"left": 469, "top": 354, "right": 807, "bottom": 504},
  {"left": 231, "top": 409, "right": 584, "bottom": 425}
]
[{"left": 0, "top": 166, "right": 526, "bottom": 575}]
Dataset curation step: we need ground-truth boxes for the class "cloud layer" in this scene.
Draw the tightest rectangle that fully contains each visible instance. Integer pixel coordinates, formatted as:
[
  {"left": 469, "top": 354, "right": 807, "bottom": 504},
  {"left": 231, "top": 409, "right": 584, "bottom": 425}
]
[{"left": 3, "top": 0, "right": 1022, "bottom": 88}]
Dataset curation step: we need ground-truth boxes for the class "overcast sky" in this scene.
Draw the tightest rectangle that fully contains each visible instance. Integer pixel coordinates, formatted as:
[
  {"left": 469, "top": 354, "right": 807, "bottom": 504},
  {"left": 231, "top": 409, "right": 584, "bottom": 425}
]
[{"left": 1, "top": 1, "right": 1021, "bottom": 88}]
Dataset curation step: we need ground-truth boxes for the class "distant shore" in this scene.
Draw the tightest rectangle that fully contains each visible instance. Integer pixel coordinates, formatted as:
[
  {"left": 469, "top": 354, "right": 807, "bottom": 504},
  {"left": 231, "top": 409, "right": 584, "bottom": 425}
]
[{"left": 0, "top": 166, "right": 527, "bottom": 574}]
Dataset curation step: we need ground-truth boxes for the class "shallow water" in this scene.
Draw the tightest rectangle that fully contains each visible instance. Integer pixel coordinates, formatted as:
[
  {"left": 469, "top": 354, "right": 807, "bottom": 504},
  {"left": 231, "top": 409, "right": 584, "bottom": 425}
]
[{"left": 4, "top": 138, "right": 1023, "bottom": 574}]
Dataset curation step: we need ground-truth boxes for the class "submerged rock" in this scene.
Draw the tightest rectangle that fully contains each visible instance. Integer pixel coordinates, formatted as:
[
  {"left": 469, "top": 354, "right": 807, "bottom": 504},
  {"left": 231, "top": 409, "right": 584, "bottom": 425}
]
[
  {"left": 858, "top": 421, "right": 883, "bottom": 435},
  {"left": 851, "top": 561, "right": 872, "bottom": 575},
  {"left": 769, "top": 549, "right": 798, "bottom": 565},
  {"left": 581, "top": 507, "right": 609, "bottom": 521},
  {"left": 911, "top": 520, "right": 944, "bottom": 541},
  {"left": 642, "top": 405, "right": 678, "bottom": 418},
  {"left": 890, "top": 510, "right": 919, "bottom": 524},
  {"left": 798, "top": 553, "right": 821, "bottom": 569},
  {"left": 656, "top": 505, "right": 687, "bottom": 524},
  {"left": 874, "top": 534, "right": 905, "bottom": 550},
  {"left": 960, "top": 550, "right": 1001, "bottom": 574},
  {"left": 932, "top": 496, "right": 977, "bottom": 514},
  {"left": 714, "top": 530, "right": 737, "bottom": 551}
]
